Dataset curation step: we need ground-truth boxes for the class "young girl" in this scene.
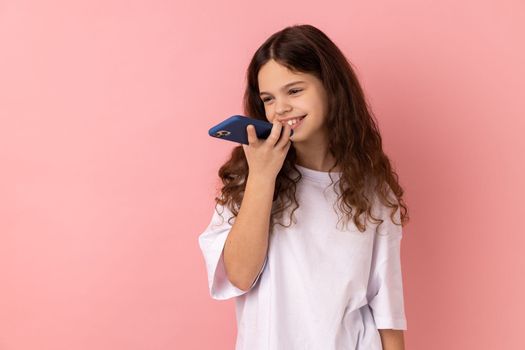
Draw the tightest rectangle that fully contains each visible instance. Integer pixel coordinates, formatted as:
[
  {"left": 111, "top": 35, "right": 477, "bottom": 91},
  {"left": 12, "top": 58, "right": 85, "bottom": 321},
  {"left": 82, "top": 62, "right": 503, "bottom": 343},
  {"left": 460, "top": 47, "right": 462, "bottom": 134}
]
[{"left": 198, "top": 24, "right": 409, "bottom": 350}]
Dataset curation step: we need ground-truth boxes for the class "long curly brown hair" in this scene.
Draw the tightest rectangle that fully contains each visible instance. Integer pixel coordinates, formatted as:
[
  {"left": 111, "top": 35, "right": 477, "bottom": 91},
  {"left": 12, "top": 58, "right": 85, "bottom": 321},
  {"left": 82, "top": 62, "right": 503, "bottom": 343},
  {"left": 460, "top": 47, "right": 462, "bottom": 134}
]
[{"left": 214, "top": 24, "right": 409, "bottom": 234}]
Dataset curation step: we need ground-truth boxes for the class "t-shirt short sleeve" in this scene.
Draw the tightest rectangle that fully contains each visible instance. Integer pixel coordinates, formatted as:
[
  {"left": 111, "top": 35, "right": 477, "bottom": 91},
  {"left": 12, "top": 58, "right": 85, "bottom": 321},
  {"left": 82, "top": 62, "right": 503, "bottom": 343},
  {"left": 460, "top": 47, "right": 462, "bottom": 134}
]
[
  {"left": 198, "top": 202, "right": 267, "bottom": 300},
  {"left": 366, "top": 200, "right": 408, "bottom": 330}
]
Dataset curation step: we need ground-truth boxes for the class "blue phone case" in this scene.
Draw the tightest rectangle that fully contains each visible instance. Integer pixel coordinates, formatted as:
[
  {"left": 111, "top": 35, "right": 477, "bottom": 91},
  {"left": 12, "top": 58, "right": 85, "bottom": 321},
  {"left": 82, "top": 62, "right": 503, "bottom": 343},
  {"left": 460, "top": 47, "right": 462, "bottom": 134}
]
[{"left": 208, "top": 115, "right": 293, "bottom": 145}]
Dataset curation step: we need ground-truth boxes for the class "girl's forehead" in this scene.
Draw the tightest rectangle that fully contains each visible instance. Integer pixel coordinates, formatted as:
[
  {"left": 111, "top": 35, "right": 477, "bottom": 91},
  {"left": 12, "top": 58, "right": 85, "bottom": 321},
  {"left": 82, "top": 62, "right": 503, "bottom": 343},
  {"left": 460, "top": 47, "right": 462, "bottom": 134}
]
[
  {"left": 258, "top": 62, "right": 315, "bottom": 90},
  {"left": 258, "top": 60, "right": 306, "bottom": 80}
]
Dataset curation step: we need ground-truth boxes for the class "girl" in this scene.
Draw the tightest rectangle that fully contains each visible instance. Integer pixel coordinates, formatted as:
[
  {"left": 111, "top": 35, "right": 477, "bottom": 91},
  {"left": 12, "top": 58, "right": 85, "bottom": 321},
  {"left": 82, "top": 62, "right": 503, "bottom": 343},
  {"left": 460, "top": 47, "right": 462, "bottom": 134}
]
[{"left": 198, "top": 24, "right": 409, "bottom": 350}]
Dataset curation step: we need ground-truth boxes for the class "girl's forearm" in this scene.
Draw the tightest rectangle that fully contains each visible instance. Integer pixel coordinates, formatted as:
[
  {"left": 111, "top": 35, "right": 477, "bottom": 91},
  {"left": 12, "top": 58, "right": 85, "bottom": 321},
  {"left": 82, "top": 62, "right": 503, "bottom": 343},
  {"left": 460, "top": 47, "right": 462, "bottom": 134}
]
[
  {"left": 223, "top": 175, "right": 274, "bottom": 291},
  {"left": 378, "top": 329, "right": 405, "bottom": 350}
]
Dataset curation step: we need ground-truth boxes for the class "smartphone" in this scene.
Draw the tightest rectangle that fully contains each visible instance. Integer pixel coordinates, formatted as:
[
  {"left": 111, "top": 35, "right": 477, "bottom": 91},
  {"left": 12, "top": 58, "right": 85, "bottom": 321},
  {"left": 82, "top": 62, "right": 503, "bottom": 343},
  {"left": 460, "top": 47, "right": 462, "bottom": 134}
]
[{"left": 208, "top": 114, "right": 293, "bottom": 145}]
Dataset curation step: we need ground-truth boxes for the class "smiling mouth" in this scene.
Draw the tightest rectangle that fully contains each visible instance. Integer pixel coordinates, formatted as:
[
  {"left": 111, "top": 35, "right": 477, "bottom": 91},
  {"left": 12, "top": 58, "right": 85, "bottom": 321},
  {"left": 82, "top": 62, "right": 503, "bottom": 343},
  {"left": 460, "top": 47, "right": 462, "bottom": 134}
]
[
  {"left": 287, "top": 115, "right": 306, "bottom": 129},
  {"left": 285, "top": 115, "right": 307, "bottom": 125}
]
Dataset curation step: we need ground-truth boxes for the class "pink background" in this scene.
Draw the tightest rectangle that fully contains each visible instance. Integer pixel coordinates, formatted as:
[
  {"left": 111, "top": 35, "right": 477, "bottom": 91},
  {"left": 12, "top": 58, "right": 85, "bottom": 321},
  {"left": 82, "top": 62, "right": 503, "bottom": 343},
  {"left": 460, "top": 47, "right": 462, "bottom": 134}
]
[{"left": 1, "top": 0, "right": 524, "bottom": 349}]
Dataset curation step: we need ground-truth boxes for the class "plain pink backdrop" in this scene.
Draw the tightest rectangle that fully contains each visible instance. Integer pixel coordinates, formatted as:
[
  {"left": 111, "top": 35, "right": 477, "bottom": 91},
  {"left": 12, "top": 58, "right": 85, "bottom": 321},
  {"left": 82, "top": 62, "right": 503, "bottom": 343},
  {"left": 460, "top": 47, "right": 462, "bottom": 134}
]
[{"left": 1, "top": 0, "right": 524, "bottom": 349}]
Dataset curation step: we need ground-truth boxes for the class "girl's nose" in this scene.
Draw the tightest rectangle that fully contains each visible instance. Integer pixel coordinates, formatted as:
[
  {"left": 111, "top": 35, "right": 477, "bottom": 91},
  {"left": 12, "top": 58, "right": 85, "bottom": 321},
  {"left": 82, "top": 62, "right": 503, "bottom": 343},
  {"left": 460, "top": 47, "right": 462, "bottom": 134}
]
[{"left": 275, "top": 102, "right": 292, "bottom": 116}]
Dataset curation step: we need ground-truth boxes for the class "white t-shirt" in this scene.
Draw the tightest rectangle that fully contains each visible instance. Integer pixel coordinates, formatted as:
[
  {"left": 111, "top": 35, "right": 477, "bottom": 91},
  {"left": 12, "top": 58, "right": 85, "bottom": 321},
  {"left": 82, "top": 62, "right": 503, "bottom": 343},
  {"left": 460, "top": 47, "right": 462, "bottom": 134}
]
[{"left": 198, "top": 164, "right": 407, "bottom": 349}]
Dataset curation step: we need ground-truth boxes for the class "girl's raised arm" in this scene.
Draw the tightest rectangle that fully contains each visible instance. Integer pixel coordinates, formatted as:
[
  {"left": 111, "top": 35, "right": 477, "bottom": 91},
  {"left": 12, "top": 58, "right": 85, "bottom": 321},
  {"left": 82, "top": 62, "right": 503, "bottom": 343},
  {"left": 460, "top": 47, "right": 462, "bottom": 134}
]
[{"left": 223, "top": 120, "right": 292, "bottom": 291}]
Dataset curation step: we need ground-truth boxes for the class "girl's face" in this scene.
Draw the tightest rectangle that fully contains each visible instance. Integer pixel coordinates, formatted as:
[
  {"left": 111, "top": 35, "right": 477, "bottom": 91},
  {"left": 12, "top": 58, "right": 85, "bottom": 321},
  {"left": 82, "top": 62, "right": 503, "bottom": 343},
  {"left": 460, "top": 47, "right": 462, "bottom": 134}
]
[{"left": 257, "top": 59, "right": 329, "bottom": 143}]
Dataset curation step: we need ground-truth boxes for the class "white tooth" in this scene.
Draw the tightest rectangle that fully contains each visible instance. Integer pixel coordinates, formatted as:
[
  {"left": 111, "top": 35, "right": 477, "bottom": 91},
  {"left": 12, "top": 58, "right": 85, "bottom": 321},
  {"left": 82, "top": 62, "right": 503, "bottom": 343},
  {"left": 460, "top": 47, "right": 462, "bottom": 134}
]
[{"left": 287, "top": 120, "right": 293, "bottom": 125}]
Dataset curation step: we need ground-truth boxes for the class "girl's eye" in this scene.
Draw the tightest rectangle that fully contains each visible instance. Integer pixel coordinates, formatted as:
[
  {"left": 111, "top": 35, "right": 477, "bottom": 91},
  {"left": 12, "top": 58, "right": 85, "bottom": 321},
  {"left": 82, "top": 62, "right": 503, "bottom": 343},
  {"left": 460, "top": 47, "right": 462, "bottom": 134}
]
[{"left": 262, "top": 89, "right": 302, "bottom": 103}]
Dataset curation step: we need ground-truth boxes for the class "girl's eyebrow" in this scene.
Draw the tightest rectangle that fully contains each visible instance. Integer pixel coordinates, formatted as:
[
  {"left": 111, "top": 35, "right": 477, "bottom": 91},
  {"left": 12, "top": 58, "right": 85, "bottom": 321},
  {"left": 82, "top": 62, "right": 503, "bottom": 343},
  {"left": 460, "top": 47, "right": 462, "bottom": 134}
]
[{"left": 259, "top": 80, "right": 306, "bottom": 96}]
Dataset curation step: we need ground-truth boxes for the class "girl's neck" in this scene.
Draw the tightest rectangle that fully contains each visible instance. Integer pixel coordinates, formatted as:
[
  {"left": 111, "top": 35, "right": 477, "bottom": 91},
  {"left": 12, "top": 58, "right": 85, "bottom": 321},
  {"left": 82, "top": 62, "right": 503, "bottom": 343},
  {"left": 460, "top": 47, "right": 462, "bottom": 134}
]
[
  {"left": 295, "top": 151, "right": 340, "bottom": 172},
  {"left": 292, "top": 130, "right": 340, "bottom": 172}
]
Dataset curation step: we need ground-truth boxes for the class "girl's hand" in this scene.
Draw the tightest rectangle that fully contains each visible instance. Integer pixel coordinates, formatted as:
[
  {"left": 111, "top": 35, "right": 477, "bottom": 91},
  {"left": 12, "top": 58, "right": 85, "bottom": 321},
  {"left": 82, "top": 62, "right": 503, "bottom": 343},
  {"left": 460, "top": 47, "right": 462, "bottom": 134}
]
[{"left": 242, "top": 119, "right": 292, "bottom": 181}]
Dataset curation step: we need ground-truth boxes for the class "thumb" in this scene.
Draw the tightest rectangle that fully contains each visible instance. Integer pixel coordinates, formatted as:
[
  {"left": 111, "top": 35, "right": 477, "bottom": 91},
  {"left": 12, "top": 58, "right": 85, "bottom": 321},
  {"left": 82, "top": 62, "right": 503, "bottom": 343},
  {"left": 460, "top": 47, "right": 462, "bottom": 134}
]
[{"left": 246, "top": 124, "right": 257, "bottom": 145}]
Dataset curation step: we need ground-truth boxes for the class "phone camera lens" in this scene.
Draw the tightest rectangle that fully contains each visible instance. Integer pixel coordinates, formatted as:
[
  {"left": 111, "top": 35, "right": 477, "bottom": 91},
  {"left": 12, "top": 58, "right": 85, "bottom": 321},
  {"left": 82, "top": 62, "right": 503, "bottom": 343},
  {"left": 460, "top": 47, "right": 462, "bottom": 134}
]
[{"left": 215, "top": 130, "right": 231, "bottom": 138}]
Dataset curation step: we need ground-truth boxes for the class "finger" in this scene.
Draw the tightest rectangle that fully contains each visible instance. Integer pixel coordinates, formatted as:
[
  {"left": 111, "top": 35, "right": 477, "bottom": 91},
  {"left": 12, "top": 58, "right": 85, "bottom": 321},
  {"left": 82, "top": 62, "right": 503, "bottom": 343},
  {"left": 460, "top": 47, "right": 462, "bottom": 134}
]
[
  {"left": 284, "top": 139, "right": 292, "bottom": 151},
  {"left": 266, "top": 119, "right": 283, "bottom": 146},
  {"left": 276, "top": 121, "right": 291, "bottom": 148}
]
